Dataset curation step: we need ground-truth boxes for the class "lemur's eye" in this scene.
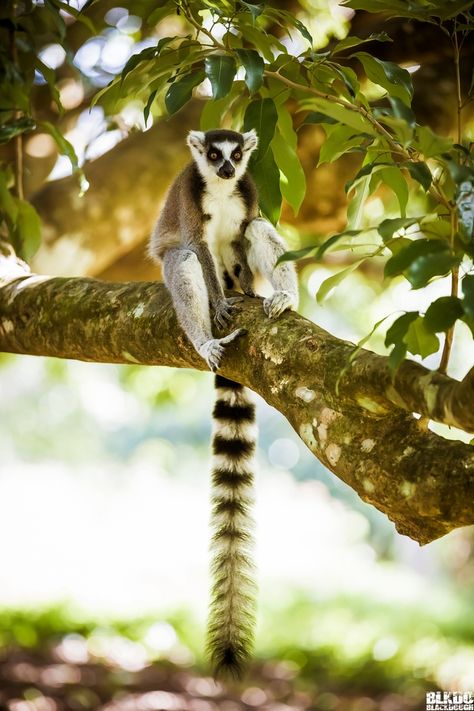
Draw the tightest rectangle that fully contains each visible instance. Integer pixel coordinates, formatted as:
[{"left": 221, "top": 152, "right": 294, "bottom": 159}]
[
  {"left": 209, "top": 152, "right": 218, "bottom": 161},
  {"left": 233, "top": 151, "right": 242, "bottom": 161}
]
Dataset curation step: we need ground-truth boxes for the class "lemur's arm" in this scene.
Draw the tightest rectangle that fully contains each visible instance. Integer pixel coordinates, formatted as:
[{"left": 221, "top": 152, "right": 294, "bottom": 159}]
[
  {"left": 190, "top": 240, "right": 242, "bottom": 328},
  {"left": 245, "top": 218, "right": 298, "bottom": 317}
]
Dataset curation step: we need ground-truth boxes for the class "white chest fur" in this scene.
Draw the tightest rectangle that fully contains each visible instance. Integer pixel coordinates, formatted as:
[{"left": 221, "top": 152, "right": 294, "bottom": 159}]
[
  {"left": 202, "top": 179, "right": 246, "bottom": 257},
  {"left": 202, "top": 180, "right": 246, "bottom": 262}
]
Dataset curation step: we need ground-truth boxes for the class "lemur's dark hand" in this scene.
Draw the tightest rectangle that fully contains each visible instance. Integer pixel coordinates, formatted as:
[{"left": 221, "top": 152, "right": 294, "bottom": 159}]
[{"left": 213, "top": 296, "right": 243, "bottom": 328}]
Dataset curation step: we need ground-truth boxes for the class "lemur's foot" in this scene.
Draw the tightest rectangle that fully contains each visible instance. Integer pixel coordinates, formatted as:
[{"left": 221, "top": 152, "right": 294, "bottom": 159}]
[
  {"left": 213, "top": 296, "right": 244, "bottom": 328},
  {"left": 263, "top": 290, "right": 297, "bottom": 318},
  {"left": 199, "top": 328, "right": 247, "bottom": 372}
]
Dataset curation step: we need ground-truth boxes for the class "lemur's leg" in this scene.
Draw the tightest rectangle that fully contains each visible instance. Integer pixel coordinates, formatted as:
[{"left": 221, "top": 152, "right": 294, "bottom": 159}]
[
  {"left": 245, "top": 218, "right": 299, "bottom": 317},
  {"left": 193, "top": 241, "right": 244, "bottom": 327},
  {"left": 162, "top": 248, "right": 245, "bottom": 372}
]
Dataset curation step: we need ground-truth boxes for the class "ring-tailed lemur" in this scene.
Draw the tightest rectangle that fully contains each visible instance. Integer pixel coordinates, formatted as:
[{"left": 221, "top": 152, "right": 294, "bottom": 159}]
[{"left": 149, "top": 128, "right": 298, "bottom": 677}]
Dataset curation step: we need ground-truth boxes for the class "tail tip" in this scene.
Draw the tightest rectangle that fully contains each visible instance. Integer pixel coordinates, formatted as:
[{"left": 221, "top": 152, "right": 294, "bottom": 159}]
[{"left": 212, "top": 647, "right": 247, "bottom": 681}]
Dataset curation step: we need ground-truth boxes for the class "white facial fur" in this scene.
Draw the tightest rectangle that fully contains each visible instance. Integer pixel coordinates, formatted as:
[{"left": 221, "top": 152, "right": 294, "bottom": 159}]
[{"left": 187, "top": 129, "right": 258, "bottom": 184}]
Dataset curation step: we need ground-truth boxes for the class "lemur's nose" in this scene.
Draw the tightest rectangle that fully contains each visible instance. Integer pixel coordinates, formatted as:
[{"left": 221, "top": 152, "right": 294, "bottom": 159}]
[{"left": 219, "top": 160, "right": 235, "bottom": 179}]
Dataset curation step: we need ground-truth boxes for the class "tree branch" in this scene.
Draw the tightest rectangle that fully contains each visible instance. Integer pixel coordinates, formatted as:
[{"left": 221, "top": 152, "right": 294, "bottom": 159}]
[{"left": 1, "top": 260, "right": 473, "bottom": 546}]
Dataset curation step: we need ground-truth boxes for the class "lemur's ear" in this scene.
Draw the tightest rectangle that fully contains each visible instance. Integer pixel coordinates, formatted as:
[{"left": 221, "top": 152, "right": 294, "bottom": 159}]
[
  {"left": 187, "top": 130, "right": 206, "bottom": 153},
  {"left": 243, "top": 129, "right": 258, "bottom": 153}
]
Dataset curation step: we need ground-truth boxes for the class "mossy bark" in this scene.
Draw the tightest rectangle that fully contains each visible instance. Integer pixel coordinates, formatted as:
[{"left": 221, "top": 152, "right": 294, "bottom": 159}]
[{"left": 1, "top": 267, "right": 473, "bottom": 545}]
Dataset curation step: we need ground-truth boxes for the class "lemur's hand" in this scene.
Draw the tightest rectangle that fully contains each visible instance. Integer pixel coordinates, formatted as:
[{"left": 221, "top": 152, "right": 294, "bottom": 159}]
[
  {"left": 263, "top": 290, "right": 297, "bottom": 318},
  {"left": 213, "top": 296, "right": 243, "bottom": 328}
]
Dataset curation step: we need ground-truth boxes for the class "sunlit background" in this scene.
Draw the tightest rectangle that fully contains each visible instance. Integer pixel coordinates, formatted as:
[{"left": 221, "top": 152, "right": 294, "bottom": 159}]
[{"left": 2, "top": 0, "right": 474, "bottom": 709}]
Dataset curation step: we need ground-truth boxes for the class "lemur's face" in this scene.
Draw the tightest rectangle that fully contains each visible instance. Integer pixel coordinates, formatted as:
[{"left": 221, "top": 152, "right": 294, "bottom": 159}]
[{"left": 187, "top": 128, "right": 258, "bottom": 182}]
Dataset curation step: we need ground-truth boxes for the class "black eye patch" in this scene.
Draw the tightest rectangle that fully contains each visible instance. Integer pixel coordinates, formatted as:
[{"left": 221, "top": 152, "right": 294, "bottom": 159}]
[
  {"left": 232, "top": 149, "right": 242, "bottom": 161},
  {"left": 208, "top": 147, "right": 222, "bottom": 161}
]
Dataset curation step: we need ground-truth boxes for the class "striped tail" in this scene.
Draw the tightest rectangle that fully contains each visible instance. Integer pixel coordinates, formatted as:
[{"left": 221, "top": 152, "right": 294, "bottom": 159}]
[{"left": 207, "top": 374, "right": 257, "bottom": 679}]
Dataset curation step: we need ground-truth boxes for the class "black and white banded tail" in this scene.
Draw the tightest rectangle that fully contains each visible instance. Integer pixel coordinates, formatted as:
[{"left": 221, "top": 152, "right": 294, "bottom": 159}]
[{"left": 207, "top": 374, "right": 257, "bottom": 679}]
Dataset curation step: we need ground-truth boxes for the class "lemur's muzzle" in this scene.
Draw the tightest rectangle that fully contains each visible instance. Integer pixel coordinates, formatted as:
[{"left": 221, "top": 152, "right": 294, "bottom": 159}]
[{"left": 218, "top": 160, "right": 235, "bottom": 179}]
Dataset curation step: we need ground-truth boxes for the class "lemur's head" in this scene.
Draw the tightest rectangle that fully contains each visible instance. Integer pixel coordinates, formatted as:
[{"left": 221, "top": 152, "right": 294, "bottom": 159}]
[{"left": 187, "top": 128, "right": 258, "bottom": 182}]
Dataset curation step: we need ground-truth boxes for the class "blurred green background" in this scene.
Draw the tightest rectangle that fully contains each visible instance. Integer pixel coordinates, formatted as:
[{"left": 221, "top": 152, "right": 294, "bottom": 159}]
[{"left": 1, "top": 342, "right": 474, "bottom": 710}]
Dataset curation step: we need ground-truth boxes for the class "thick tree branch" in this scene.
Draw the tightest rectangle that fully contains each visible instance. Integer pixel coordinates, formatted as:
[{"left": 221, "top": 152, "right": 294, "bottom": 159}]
[{"left": 1, "top": 263, "right": 473, "bottom": 545}]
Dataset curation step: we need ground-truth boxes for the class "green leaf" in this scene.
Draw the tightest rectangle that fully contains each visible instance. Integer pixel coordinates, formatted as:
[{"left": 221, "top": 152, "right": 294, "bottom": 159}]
[
  {"left": 385, "top": 237, "right": 460, "bottom": 290},
  {"left": 462, "top": 274, "right": 474, "bottom": 321},
  {"left": 244, "top": 97, "right": 278, "bottom": 160},
  {"left": 414, "top": 125, "right": 453, "bottom": 158},
  {"left": 405, "top": 161, "right": 432, "bottom": 191},
  {"left": 332, "top": 64, "right": 360, "bottom": 98},
  {"left": 50, "top": 0, "right": 96, "bottom": 32},
  {"left": 352, "top": 51, "right": 413, "bottom": 105},
  {"left": 205, "top": 55, "right": 236, "bottom": 100},
  {"left": 15, "top": 199, "right": 42, "bottom": 260},
  {"left": 0, "top": 171, "right": 18, "bottom": 223},
  {"left": 335, "top": 313, "right": 392, "bottom": 393},
  {"left": 44, "top": 0, "right": 66, "bottom": 39},
  {"left": 239, "top": 23, "right": 275, "bottom": 62},
  {"left": 345, "top": 160, "right": 391, "bottom": 193},
  {"left": 35, "top": 58, "right": 63, "bottom": 112},
  {"left": 235, "top": 49, "right": 264, "bottom": 93},
  {"left": 276, "top": 104, "right": 297, "bottom": 147},
  {"left": 405, "top": 317, "right": 440, "bottom": 358},
  {"left": 277, "top": 10, "right": 313, "bottom": 44},
  {"left": 303, "top": 111, "right": 337, "bottom": 125},
  {"left": 385, "top": 311, "right": 418, "bottom": 346},
  {"left": 239, "top": 1, "right": 264, "bottom": 21},
  {"left": 165, "top": 68, "right": 206, "bottom": 114},
  {"left": 121, "top": 46, "right": 158, "bottom": 84},
  {"left": 303, "top": 97, "right": 377, "bottom": 135},
  {"left": 347, "top": 174, "right": 371, "bottom": 229},
  {"left": 0, "top": 117, "right": 35, "bottom": 144},
  {"left": 379, "top": 166, "right": 408, "bottom": 216},
  {"left": 424, "top": 296, "right": 464, "bottom": 333},
  {"left": 39, "top": 120, "right": 78, "bottom": 171},
  {"left": 143, "top": 89, "right": 157, "bottom": 124},
  {"left": 319, "top": 125, "right": 367, "bottom": 165},
  {"left": 431, "top": 0, "right": 474, "bottom": 20},
  {"left": 378, "top": 217, "right": 421, "bottom": 242},
  {"left": 389, "top": 96, "right": 416, "bottom": 128},
  {"left": 316, "top": 263, "right": 359, "bottom": 303},
  {"left": 315, "top": 229, "right": 364, "bottom": 258},
  {"left": 250, "top": 148, "right": 282, "bottom": 224},
  {"left": 277, "top": 245, "right": 317, "bottom": 264},
  {"left": 331, "top": 32, "right": 392, "bottom": 54},
  {"left": 39, "top": 120, "right": 87, "bottom": 194},
  {"left": 200, "top": 83, "right": 242, "bottom": 130},
  {"left": 147, "top": 1, "right": 174, "bottom": 25},
  {"left": 389, "top": 342, "right": 407, "bottom": 370},
  {"left": 385, "top": 239, "right": 445, "bottom": 278},
  {"left": 377, "top": 115, "right": 413, "bottom": 147},
  {"left": 406, "top": 250, "right": 459, "bottom": 289},
  {"left": 271, "top": 129, "right": 306, "bottom": 215}
]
